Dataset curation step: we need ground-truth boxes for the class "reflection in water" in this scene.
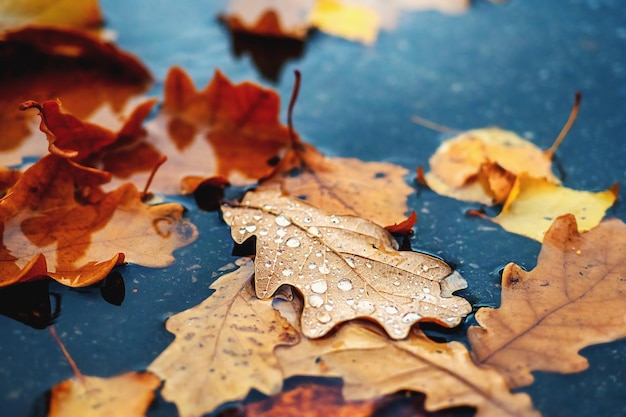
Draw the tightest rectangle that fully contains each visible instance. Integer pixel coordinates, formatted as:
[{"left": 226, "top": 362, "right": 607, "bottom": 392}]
[
  {"left": 225, "top": 29, "right": 307, "bottom": 82},
  {"left": 0, "top": 280, "right": 60, "bottom": 329},
  {"left": 100, "top": 271, "right": 125, "bottom": 306}
]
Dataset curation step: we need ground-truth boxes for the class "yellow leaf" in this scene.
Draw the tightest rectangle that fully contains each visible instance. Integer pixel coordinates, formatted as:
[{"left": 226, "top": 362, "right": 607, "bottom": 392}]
[
  {"left": 48, "top": 371, "right": 160, "bottom": 417},
  {"left": 309, "top": 0, "right": 379, "bottom": 44},
  {"left": 149, "top": 258, "right": 299, "bottom": 417},
  {"left": 490, "top": 174, "right": 618, "bottom": 241},
  {"left": 0, "top": 0, "right": 103, "bottom": 33}
]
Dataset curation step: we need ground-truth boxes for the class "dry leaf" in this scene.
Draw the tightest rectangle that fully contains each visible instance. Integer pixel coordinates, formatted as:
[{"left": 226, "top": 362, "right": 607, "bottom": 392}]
[
  {"left": 48, "top": 371, "right": 160, "bottom": 417},
  {"left": 424, "top": 128, "right": 559, "bottom": 205},
  {"left": 98, "top": 66, "right": 291, "bottom": 194},
  {"left": 468, "top": 214, "right": 626, "bottom": 388},
  {"left": 149, "top": 258, "right": 299, "bottom": 417},
  {"left": 0, "top": 155, "right": 197, "bottom": 288},
  {"left": 0, "top": 26, "right": 151, "bottom": 166},
  {"left": 260, "top": 142, "right": 414, "bottom": 227},
  {"left": 222, "top": 188, "right": 471, "bottom": 339},
  {"left": 274, "top": 318, "right": 540, "bottom": 417},
  {"left": 0, "top": 0, "right": 103, "bottom": 33},
  {"left": 483, "top": 174, "right": 618, "bottom": 241}
]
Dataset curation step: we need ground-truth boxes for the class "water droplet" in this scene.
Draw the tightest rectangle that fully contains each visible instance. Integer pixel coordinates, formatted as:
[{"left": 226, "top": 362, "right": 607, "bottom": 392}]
[
  {"left": 315, "top": 250, "right": 323, "bottom": 257},
  {"left": 356, "top": 300, "right": 376, "bottom": 315},
  {"left": 385, "top": 306, "right": 399, "bottom": 315},
  {"left": 274, "top": 237, "right": 283, "bottom": 244},
  {"left": 330, "top": 216, "right": 340, "bottom": 224},
  {"left": 308, "top": 263, "right": 317, "bottom": 270},
  {"left": 422, "top": 287, "right": 431, "bottom": 294},
  {"left": 238, "top": 227, "right": 246, "bottom": 235},
  {"left": 365, "top": 262, "right": 372, "bottom": 269},
  {"left": 344, "top": 257, "right": 356, "bottom": 268},
  {"left": 393, "top": 328, "right": 403, "bottom": 335},
  {"left": 253, "top": 215, "right": 262, "bottom": 221},
  {"left": 324, "top": 304, "right": 333, "bottom": 311},
  {"left": 262, "top": 204, "right": 273, "bottom": 211},
  {"left": 316, "top": 311, "right": 332, "bottom": 323},
  {"left": 337, "top": 278, "right": 353, "bottom": 291},
  {"left": 282, "top": 269, "right": 294, "bottom": 277},
  {"left": 303, "top": 216, "right": 312, "bottom": 223},
  {"left": 223, "top": 212, "right": 232, "bottom": 218},
  {"left": 318, "top": 264, "right": 330, "bottom": 275},
  {"left": 402, "top": 312, "right": 421, "bottom": 323},
  {"left": 311, "top": 279, "right": 328, "bottom": 293},
  {"left": 422, "top": 305, "right": 430, "bottom": 311},
  {"left": 345, "top": 298, "right": 355, "bottom": 306},
  {"left": 286, "top": 237, "right": 301, "bottom": 248},
  {"left": 307, "top": 226, "right": 321, "bottom": 237},
  {"left": 275, "top": 214, "right": 291, "bottom": 227},
  {"left": 393, "top": 281, "right": 400, "bottom": 287},
  {"left": 422, "top": 264, "right": 430, "bottom": 272},
  {"left": 259, "top": 228, "right": 269, "bottom": 236},
  {"left": 276, "top": 228, "right": 287, "bottom": 237},
  {"left": 309, "top": 294, "right": 324, "bottom": 308},
  {"left": 446, "top": 317, "right": 456, "bottom": 323},
  {"left": 245, "top": 223, "right": 257, "bottom": 233},
  {"left": 264, "top": 261, "right": 272, "bottom": 267}
]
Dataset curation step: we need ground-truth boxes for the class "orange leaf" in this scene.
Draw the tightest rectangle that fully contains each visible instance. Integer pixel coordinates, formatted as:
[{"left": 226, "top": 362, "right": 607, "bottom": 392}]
[
  {"left": 0, "top": 0, "right": 103, "bottom": 33},
  {"left": 0, "top": 155, "right": 197, "bottom": 288},
  {"left": 385, "top": 211, "right": 417, "bottom": 235},
  {"left": 468, "top": 214, "right": 626, "bottom": 387}
]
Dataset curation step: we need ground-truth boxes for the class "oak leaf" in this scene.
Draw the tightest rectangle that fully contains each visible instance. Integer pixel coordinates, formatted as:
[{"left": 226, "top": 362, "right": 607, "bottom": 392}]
[
  {"left": 0, "top": 26, "right": 151, "bottom": 166},
  {"left": 479, "top": 174, "right": 618, "bottom": 242},
  {"left": 273, "top": 308, "right": 540, "bottom": 417},
  {"left": 423, "top": 128, "right": 560, "bottom": 205},
  {"left": 222, "top": 188, "right": 471, "bottom": 339},
  {"left": 48, "top": 371, "right": 160, "bottom": 417},
  {"left": 0, "top": 155, "right": 197, "bottom": 288},
  {"left": 149, "top": 258, "right": 299, "bottom": 417},
  {"left": 468, "top": 214, "right": 626, "bottom": 388}
]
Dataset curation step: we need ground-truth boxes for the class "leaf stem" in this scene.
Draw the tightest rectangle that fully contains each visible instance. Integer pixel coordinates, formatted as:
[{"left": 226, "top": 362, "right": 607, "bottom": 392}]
[
  {"left": 50, "top": 326, "right": 87, "bottom": 386},
  {"left": 287, "top": 69, "right": 303, "bottom": 149},
  {"left": 545, "top": 92, "right": 581, "bottom": 158},
  {"left": 141, "top": 155, "right": 167, "bottom": 201}
]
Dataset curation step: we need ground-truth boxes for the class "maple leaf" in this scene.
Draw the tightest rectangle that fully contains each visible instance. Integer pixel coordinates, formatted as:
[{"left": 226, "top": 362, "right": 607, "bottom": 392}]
[
  {"left": 149, "top": 258, "right": 299, "bottom": 417},
  {"left": 0, "top": 26, "right": 151, "bottom": 166},
  {"left": 273, "top": 298, "right": 539, "bottom": 417},
  {"left": 0, "top": 0, "right": 103, "bottom": 33},
  {"left": 48, "top": 372, "right": 160, "bottom": 417},
  {"left": 468, "top": 214, "right": 626, "bottom": 388},
  {"left": 222, "top": 188, "right": 471, "bottom": 339},
  {"left": 0, "top": 155, "right": 197, "bottom": 288},
  {"left": 97, "top": 66, "right": 292, "bottom": 194},
  {"left": 473, "top": 174, "right": 619, "bottom": 241}
]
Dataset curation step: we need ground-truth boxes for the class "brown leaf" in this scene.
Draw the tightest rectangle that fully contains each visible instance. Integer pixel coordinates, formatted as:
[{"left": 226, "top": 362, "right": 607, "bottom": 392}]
[
  {"left": 260, "top": 142, "right": 414, "bottom": 227},
  {"left": 48, "top": 371, "right": 160, "bottom": 417},
  {"left": 149, "top": 258, "right": 299, "bottom": 417},
  {"left": 468, "top": 214, "right": 626, "bottom": 388},
  {"left": 222, "top": 188, "right": 471, "bottom": 339},
  {"left": 0, "top": 26, "right": 151, "bottom": 166},
  {"left": 0, "top": 155, "right": 197, "bottom": 288},
  {"left": 99, "top": 66, "right": 291, "bottom": 194},
  {"left": 274, "top": 317, "right": 540, "bottom": 417}
]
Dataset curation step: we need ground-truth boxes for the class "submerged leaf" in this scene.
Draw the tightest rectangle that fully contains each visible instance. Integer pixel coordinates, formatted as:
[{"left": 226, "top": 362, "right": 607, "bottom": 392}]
[
  {"left": 222, "top": 188, "right": 471, "bottom": 339},
  {"left": 468, "top": 214, "right": 626, "bottom": 387},
  {"left": 48, "top": 371, "right": 160, "bottom": 417},
  {"left": 149, "top": 258, "right": 299, "bottom": 417}
]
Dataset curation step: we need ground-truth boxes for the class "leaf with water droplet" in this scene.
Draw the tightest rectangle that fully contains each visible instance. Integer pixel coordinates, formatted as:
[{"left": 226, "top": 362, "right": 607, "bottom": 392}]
[{"left": 222, "top": 188, "right": 471, "bottom": 339}]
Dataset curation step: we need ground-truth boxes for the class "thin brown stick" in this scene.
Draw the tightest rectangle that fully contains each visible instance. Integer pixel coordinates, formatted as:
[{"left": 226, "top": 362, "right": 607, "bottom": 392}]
[
  {"left": 545, "top": 92, "right": 582, "bottom": 158},
  {"left": 411, "top": 114, "right": 461, "bottom": 134},
  {"left": 50, "top": 326, "right": 86, "bottom": 386},
  {"left": 287, "top": 69, "right": 302, "bottom": 148},
  {"left": 141, "top": 155, "right": 167, "bottom": 200}
]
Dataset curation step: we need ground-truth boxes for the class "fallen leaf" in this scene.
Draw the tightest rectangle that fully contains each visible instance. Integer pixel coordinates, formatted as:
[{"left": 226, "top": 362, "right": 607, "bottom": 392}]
[
  {"left": 48, "top": 371, "right": 160, "bottom": 417},
  {"left": 483, "top": 174, "right": 618, "bottom": 241},
  {"left": 222, "top": 188, "right": 471, "bottom": 339},
  {"left": 274, "top": 318, "right": 539, "bottom": 417},
  {"left": 99, "top": 66, "right": 291, "bottom": 194},
  {"left": 385, "top": 211, "right": 417, "bottom": 235},
  {"left": 0, "top": 26, "right": 151, "bottom": 166},
  {"left": 149, "top": 258, "right": 299, "bottom": 417},
  {"left": 424, "top": 128, "right": 559, "bottom": 205},
  {"left": 468, "top": 214, "right": 626, "bottom": 388},
  {"left": 0, "top": 0, "right": 103, "bottom": 33},
  {"left": 0, "top": 155, "right": 197, "bottom": 288}
]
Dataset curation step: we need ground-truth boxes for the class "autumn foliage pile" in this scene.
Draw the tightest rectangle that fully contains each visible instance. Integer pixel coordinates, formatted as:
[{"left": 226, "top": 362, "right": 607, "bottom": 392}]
[{"left": 1, "top": 2, "right": 625, "bottom": 417}]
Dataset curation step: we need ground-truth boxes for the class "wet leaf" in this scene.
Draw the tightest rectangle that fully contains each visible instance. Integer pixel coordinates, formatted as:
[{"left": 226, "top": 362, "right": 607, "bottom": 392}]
[
  {"left": 0, "top": 155, "right": 198, "bottom": 288},
  {"left": 468, "top": 214, "right": 626, "bottom": 388},
  {"left": 0, "top": 0, "right": 103, "bottom": 33},
  {"left": 48, "top": 371, "right": 160, "bottom": 417},
  {"left": 423, "top": 128, "right": 559, "bottom": 205},
  {"left": 481, "top": 174, "right": 618, "bottom": 241},
  {"left": 222, "top": 188, "right": 471, "bottom": 339},
  {"left": 260, "top": 142, "right": 414, "bottom": 228},
  {"left": 100, "top": 66, "right": 291, "bottom": 194},
  {"left": 0, "top": 26, "right": 151, "bottom": 166},
  {"left": 274, "top": 315, "right": 539, "bottom": 417},
  {"left": 149, "top": 258, "right": 299, "bottom": 417}
]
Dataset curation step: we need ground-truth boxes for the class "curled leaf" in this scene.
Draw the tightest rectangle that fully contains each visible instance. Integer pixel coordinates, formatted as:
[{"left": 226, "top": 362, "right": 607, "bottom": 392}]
[{"left": 222, "top": 188, "right": 471, "bottom": 339}]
